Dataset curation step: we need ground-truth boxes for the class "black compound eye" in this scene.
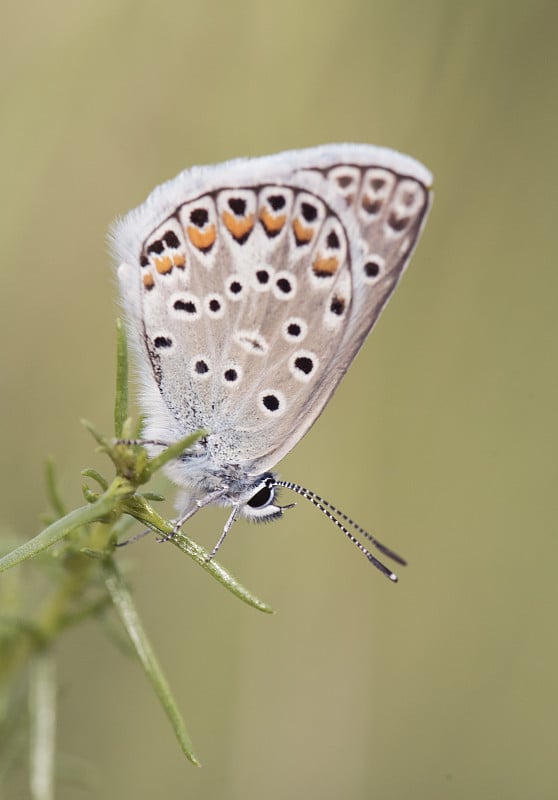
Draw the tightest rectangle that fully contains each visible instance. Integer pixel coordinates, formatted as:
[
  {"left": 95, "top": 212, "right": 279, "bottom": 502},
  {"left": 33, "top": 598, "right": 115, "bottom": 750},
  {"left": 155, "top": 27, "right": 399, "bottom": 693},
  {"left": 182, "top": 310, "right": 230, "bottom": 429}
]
[{"left": 247, "top": 484, "right": 274, "bottom": 508}]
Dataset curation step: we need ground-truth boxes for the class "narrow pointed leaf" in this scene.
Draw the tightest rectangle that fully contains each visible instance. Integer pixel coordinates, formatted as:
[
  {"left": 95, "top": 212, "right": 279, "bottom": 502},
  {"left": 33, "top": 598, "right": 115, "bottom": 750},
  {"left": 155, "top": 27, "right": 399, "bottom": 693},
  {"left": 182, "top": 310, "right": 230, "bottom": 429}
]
[
  {"left": 114, "top": 319, "right": 128, "bottom": 438},
  {"left": 0, "top": 481, "right": 131, "bottom": 573},
  {"left": 120, "top": 499, "right": 273, "bottom": 613},
  {"left": 172, "top": 532, "right": 274, "bottom": 614},
  {"left": 81, "top": 469, "right": 109, "bottom": 491},
  {"left": 104, "top": 560, "right": 201, "bottom": 766},
  {"left": 45, "top": 458, "right": 66, "bottom": 518},
  {"left": 145, "top": 430, "right": 207, "bottom": 476}
]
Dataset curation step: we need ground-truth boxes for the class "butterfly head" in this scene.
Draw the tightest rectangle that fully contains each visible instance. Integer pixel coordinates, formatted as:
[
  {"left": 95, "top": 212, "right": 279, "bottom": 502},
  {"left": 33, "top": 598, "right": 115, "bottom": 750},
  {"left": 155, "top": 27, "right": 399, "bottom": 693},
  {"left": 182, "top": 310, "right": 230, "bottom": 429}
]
[
  {"left": 170, "top": 460, "right": 294, "bottom": 524},
  {"left": 237, "top": 473, "right": 295, "bottom": 523}
]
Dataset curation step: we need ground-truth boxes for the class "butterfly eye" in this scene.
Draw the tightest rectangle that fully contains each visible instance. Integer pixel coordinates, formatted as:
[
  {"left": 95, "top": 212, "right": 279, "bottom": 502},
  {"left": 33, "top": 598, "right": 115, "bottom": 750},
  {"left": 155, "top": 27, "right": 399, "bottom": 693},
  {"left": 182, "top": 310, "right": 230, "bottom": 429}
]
[
  {"left": 247, "top": 484, "right": 275, "bottom": 509},
  {"left": 240, "top": 478, "right": 288, "bottom": 523}
]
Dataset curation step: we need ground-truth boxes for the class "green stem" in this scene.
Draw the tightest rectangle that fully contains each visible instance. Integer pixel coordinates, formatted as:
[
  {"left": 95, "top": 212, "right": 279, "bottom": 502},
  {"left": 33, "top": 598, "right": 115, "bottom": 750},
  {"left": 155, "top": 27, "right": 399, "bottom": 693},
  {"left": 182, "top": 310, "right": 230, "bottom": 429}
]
[{"left": 29, "top": 651, "right": 56, "bottom": 800}]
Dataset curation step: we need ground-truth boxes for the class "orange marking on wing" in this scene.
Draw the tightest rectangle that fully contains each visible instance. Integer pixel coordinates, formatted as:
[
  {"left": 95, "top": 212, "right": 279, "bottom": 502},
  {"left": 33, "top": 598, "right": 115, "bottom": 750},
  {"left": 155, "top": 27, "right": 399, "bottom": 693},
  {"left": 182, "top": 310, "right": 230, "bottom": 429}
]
[
  {"left": 222, "top": 210, "right": 255, "bottom": 240},
  {"left": 187, "top": 223, "right": 216, "bottom": 251},
  {"left": 362, "top": 194, "right": 382, "bottom": 214},
  {"left": 173, "top": 253, "right": 186, "bottom": 269},
  {"left": 155, "top": 256, "right": 173, "bottom": 274},
  {"left": 312, "top": 255, "right": 339, "bottom": 276},
  {"left": 143, "top": 272, "right": 155, "bottom": 289},
  {"left": 259, "top": 207, "right": 286, "bottom": 234},
  {"left": 292, "top": 218, "right": 314, "bottom": 244}
]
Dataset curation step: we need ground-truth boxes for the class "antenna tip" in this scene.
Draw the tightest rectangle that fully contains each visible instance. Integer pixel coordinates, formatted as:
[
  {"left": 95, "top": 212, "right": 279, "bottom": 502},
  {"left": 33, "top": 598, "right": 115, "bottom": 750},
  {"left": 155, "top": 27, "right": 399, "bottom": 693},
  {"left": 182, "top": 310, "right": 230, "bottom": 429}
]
[{"left": 389, "top": 572, "right": 398, "bottom": 583}]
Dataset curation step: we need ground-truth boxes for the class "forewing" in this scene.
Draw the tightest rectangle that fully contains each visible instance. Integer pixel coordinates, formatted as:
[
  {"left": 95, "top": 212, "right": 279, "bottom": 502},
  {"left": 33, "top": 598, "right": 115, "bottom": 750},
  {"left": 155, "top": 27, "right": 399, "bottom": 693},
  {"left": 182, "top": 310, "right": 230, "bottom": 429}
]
[
  {"left": 113, "top": 145, "right": 432, "bottom": 473},
  {"left": 251, "top": 157, "right": 433, "bottom": 471}
]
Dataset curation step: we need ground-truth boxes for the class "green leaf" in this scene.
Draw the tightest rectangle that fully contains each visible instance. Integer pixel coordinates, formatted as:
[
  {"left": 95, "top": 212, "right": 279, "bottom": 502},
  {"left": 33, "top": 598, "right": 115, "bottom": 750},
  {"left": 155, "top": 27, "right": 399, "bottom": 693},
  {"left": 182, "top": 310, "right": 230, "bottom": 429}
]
[
  {"left": 144, "top": 430, "right": 208, "bottom": 478},
  {"left": 81, "top": 419, "right": 109, "bottom": 450},
  {"left": 119, "top": 498, "right": 274, "bottom": 613},
  {"left": 0, "top": 480, "right": 133, "bottom": 573},
  {"left": 81, "top": 469, "right": 109, "bottom": 491},
  {"left": 45, "top": 458, "right": 66, "bottom": 519},
  {"left": 172, "top": 532, "right": 274, "bottom": 614},
  {"left": 104, "top": 560, "right": 201, "bottom": 766},
  {"left": 114, "top": 319, "right": 128, "bottom": 438}
]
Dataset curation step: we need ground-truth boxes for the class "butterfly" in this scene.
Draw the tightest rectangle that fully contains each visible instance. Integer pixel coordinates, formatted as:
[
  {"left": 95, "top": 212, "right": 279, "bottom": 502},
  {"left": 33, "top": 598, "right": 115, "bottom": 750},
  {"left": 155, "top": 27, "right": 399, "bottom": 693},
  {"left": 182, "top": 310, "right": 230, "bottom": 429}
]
[{"left": 112, "top": 144, "right": 432, "bottom": 581}]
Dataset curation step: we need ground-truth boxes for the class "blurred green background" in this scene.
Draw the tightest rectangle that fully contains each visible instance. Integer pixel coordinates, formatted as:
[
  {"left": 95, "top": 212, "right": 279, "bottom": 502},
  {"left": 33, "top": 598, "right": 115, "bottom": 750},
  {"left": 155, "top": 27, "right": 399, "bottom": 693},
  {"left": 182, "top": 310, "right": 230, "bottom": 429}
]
[{"left": 1, "top": 1, "right": 557, "bottom": 797}]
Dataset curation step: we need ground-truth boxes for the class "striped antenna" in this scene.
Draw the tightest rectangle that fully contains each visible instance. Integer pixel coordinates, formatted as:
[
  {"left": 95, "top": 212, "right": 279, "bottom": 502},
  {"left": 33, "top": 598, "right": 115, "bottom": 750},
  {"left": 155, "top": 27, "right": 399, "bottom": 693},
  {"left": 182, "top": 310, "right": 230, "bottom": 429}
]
[{"left": 274, "top": 479, "right": 406, "bottom": 583}]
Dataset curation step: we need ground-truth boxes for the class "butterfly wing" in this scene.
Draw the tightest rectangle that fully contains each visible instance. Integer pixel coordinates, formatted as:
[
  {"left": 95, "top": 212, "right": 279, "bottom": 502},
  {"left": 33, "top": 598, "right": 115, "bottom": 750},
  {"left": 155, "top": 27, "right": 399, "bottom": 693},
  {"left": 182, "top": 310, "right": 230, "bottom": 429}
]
[
  {"left": 249, "top": 148, "right": 433, "bottom": 472},
  {"left": 113, "top": 145, "right": 432, "bottom": 477}
]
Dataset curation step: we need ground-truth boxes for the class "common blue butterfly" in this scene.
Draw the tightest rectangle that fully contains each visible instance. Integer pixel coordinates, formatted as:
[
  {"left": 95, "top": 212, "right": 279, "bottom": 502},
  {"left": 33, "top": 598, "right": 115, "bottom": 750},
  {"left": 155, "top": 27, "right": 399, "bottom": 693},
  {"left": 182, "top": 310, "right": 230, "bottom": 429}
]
[{"left": 113, "top": 145, "right": 432, "bottom": 580}]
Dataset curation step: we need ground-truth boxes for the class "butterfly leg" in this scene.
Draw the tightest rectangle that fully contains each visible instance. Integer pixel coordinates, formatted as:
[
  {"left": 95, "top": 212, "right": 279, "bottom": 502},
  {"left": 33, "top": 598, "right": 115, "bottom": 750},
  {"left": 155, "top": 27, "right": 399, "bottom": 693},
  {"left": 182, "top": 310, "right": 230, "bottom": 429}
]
[
  {"left": 206, "top": 504, "right": 241, "bottom": 561},
  {"left": 114, "top": 438, "right": 171, "bottom": 448},
  {"left": 156, "top": 485, "right": 230, "bottom": 543},
  {"left": 115, "top": 527, "right": 153, "bottom": 547}
]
